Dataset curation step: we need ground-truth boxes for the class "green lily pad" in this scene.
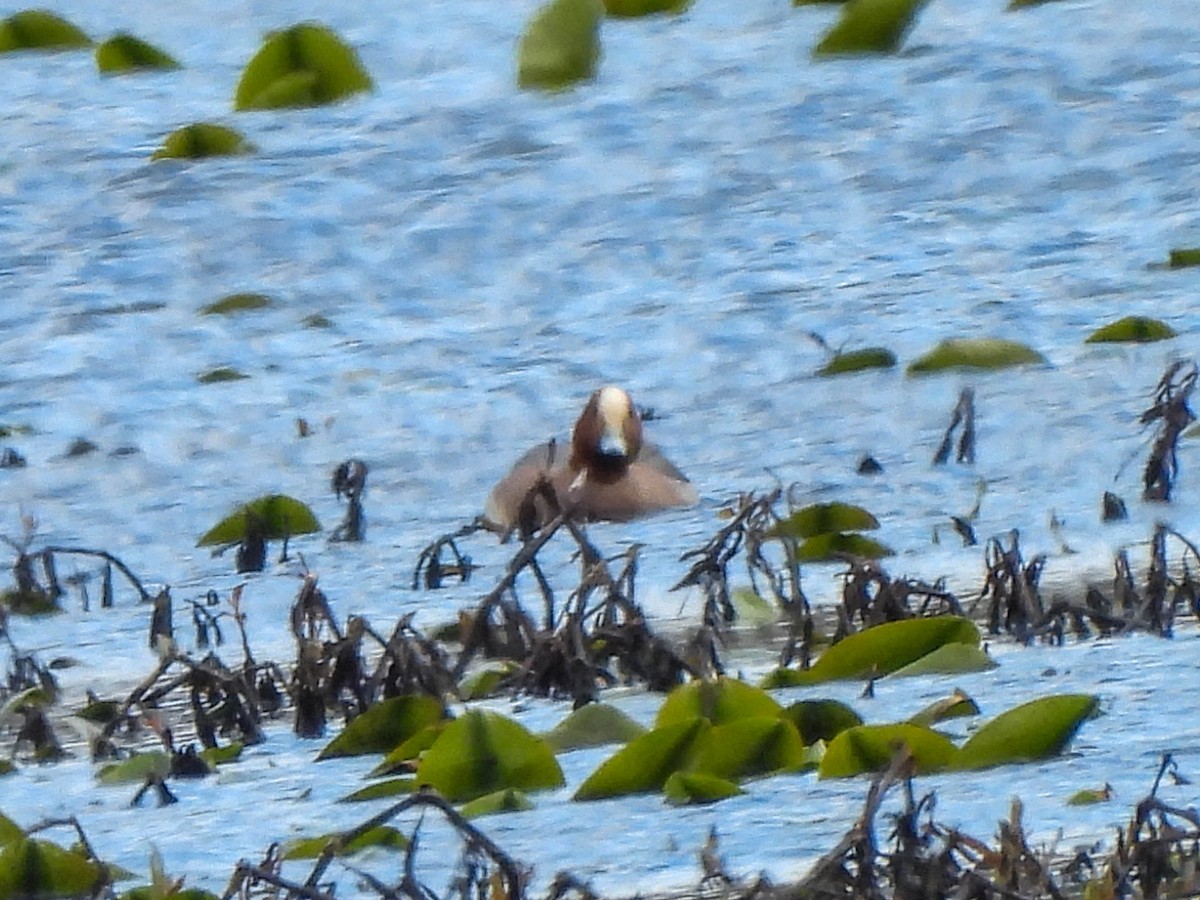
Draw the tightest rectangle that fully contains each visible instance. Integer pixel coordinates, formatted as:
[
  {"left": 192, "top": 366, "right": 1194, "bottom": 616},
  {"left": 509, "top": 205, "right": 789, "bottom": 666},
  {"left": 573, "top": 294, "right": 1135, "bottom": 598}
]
[
  {"left": 282, "top": 825, "right": 408, "bottom": 860},
  {"left": 1067, "top": 784, "right": 1112, "bottom": 806},
  {"left": 0, "top": 837, "right": 103, "bottom": 898},
  {"left": 890, "top": 642, "right": 997, "bottom": 678},
  {"left": 122, "top": 889, "right": 220, "bottom": 900},
  {"left": 1085, "top": 316, "right": 1177, "bottom": 344},
  {"left": 517, "top": 0, "right": 603, "bottom": 91},
  {"left": 0, "top": 814, "right": 20, "bottom": 846},
  {"left": 416, "top": 711, "right": 564, "bottom": 803},
  {"left": 690, "top": 717, "right": 809, "bottom": 781},
  {"left": 816, "top": 347, "right": 898, "bottom": 377},
  {"left": 907, "top": 690, "right": 980, "bottom": 728},
  {"left": 369, "top": 723, "right": 447, "bottom": 777},
  {"left": 781, "top": 699, "right": 863, "bottom": 744},
  {"left": 769, "top": 503, "right": 880, "bottom": 539},
  {"left": 797, "top": 532, "right": 893, "bottom": 562},
  {"left": 199, "top": 743, "right": 243, "bottom": 767},
  {"left": 813, "top": 0, "right": 930, "bottom": 56},
  {"left": 730, "top": 588, "right": 779, "bottom": 626},
  {"left": 542, "top": 702, "right": 647, "bottom": 752},
  {"left": 317, "top": 695, "right": 444, "bottom": 760},
  {"left": 819, "top": 723, "right": 957, "bottom": 778},
  {"left": 0, "top": 10, "right": 91, "bottom": 52},
  {"left": 663, "top": 771, "right": 743, "bottom": 806},
  {"left": 907, "top": 338, "right": 1047, "bottom": 374},
  {"left": 151, "top": 123, "right": 255, "bottom": 160},
  {"left": 953, "top": 694, "right": 1099, "bottom": 771},
  {"left": 574, "top": 718, "right": 710, "bottom": 801},
  {"left": 460, "top": 788, "right": 534, "bottom": 819},
  {"left": 96, "top": 33, "right": 180, "bottom": 73},
  {"left": 197, "top": 367, "right": 248, "bottom": 384},
  {"left": 340, "top": 777, "right": 417, "bottom": 803},
  {"left": 234, "top": 23, "right": 373, "bottom": 110},
  {"left": 0, "top": 761, "right": 13, "bottom": 777},
  {"left": 97, "top": 751, "right": 171, "bottom": 785},
  {"left": 1168, "top": 248, "right": 1200, "bottom": 269},
  {"left": 459, "top": 665, "right": 516, "bottom": 701},
  {"left": 763, "top": 616, "right": 980, "bottom": 688},
  {"left": 604, "top": 0, "right": 690, "bottom": 15},
  {"left": 656, "top": 677, "right": 782, "bottom": 728},
  {"left": 201, "top": 293, "right": 273, "bottom": 315},
  {"left": 198, "top": 494, "right": 321, "bottom": 548}
]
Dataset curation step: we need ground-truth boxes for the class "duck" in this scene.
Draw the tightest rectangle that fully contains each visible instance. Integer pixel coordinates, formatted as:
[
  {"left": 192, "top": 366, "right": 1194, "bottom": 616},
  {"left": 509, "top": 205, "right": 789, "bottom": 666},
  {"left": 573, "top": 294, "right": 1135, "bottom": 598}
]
[{"left": 482, "top": 385, "right": 699, "bottom": 532}]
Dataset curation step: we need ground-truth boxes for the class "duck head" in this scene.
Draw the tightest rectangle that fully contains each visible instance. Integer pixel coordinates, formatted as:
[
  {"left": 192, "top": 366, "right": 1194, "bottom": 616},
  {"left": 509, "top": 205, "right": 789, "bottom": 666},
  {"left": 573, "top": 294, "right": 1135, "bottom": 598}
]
[{"left": 569, "top": 385, "right": 643, "bottom": 482}]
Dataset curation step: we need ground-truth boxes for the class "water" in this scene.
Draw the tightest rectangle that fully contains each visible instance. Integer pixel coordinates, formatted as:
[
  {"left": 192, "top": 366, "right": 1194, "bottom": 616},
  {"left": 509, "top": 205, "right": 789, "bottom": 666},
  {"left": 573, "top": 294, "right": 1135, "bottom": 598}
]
[{"left": 3, "top": 0, "right": 1200, "bottom": 892}]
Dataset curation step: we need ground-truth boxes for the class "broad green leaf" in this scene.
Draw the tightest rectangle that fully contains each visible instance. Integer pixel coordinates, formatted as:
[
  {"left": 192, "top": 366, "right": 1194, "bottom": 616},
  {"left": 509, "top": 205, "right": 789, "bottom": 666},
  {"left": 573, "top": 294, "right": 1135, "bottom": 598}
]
[
  {"left": 197, "top": 367, "right": 248, "bottom": 384},
  {"left": 781, "top": 699, "right": 863, "bottom": 744},
  {"left": 340, "top": 777, "right": 417, "bottom": 803},
  {"left": 416, "top": 711, "right": 564, "bottom": 803},
  {"left": 796, "top": 532, "right": 893, "bottom": 561},
  {"left": 199, "top": 742, "right": 243, "bottom": 767},
  {"left": 1168, "top": 248, "right": 1200, "bottom": 269},
  {"left": 151, "top": 123, "right": 255, "bottom": 161},
  {"left": 689, "top": 718, "right": 808, "bottom": 781},
  {"left": 763, "top": 616, "right": 980, "bottom": 687},
  {"left": 282, "top": 825, "right": 407, "bottom": 860},
  {"left": 663, "top": 771, "right": 743, "bottom": 806},
  {"left": 369, "top": 723, "right": 446, "bottom": 776},
  {"left": 76, "top": 698, "right": 120, "bottom": 723},
  {"left": 542, "top": 702, "right": 646, "bottom": 752},
  {"left": 768, "top": 503, "right": 880, "bottom": 539},
  {"left": 96, "top": 33, "right": 180, "bottom": 73},
  {"left": 234, "top": 23, "right": 372, "bottom": 110},
  {"left": 656, "top": 677, "right": 781, "bottom": 728},
  {"left": 1067, "top": 784, "right": 1113, "bottom": 806},
  {"left": 0, "top": 814, "right": 22, "bottom": 846},
  {"left": 517, "top": 0, "right": 603, "bottom": 91},
  {"left": 0, "top": 10, "right": 91, "bottom": 52},
  {"left": 122, "top": 889, "right": 220, "bottom": 900},
  {"left": 813, "top": 0, "right": 929, "bottom": 56},
  {"left": 907, "top": 338, "right": 1047, "bottom": 374},
  {"left": 889, "top": 643, "right": 997, "bottom": 678},
  {"left": 317, "top": 696, "right": 444, "bottom": 760},
  {"left": 907, "top": 690, "right": 979, "bottom": 728},
  {"left": 0, "top": 837, "right": 103, "bottom": 899},
  {"left": 460, "top": 788, "right": 534, "bottom": 819},
  {"left": 819, "top": 724, "right": 956, "bottom": 778},
  {"left": 731, "top": 588, "right": 778, "bottom": 626},
  {"left": 953, "top": 694, "right": 1099, "bottom": 771},
  {"left": 98, "top": 751, "right": 171, "bottom": 785},
  {"left": 816, "top": 347, "right": 897, "bottom": 377},
  {"left": 604, "top": 0, "right": 690, "bottom": 16},
  {"left": 0, "top": 761, "right": 12, "bottom": 777},
  {"left": 574, "top": 718, "right": 710, "bottom": 801},
  {"left": 1085, "top": 316, "right": 1176, "bottom": 344},
  {"left": 198, "top": 494, "right": 321, "bottom": 547},
  {"left": 201, "top": 293, "right": 273, "bottom": 316},
  {"left": 459, "top": 665, "right": 514, "bottom": 701}
]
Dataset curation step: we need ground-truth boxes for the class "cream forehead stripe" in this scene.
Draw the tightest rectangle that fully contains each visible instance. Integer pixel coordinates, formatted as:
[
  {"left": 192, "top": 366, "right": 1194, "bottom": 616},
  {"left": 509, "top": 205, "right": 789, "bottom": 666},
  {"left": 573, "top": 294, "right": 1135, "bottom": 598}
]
[{"left": 596, "top": 386, "right": 631, "bottom": 428}]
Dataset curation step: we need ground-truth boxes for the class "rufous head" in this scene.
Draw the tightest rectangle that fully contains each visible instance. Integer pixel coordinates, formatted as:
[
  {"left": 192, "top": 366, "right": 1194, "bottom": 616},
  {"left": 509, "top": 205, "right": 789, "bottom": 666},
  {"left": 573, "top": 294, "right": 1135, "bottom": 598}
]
[{"left": 570, "top": 385, "right": 644, "bottom": 478}]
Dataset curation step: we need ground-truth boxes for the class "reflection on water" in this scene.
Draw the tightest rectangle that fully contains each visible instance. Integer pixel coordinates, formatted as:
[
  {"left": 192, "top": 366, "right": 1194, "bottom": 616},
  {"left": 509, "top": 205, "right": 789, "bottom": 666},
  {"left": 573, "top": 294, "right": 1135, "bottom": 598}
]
[{"left": 3, "top": 0, "right": 1200, "bottom": 891}]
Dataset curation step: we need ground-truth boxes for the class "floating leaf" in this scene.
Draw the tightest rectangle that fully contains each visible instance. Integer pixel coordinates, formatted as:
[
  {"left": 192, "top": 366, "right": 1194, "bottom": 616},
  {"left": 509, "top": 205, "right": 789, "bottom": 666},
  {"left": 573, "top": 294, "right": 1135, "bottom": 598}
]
[
  {"left": 731, "top": 588, "right": 778, "bottom": 626},
  {"left": 416, "top": 711, "right": 564, "bottom": 803},
  {"left": 96, "top": 33, "right": 180, "bottom": 73},
  {"left": 604, "top": 0, "right": 690, "bottom": 16},
  {"left": 797, "top": 532, "right": 894, "bottom": 562},
  {"left": 816, "top": 347, "right": 897, "bottom": 377},
  {"left": 459, "top": 665, "right": 515, "bottom": 701},
  {"left": 953, "top": 694, "right": 1099, "bottom": 771},
  {"left": 199, "top": 742, "right": 243, "bottom": 767},
  {"left": 1168, "top": 248, "right": 1200, "bottom": 269},
  {"left": 151, "top": 123, "right": 255, "bottom": 161},
  {"left": 317, "top": 696, "right": 444, "bottom": 760},
  {"left": 123, "top": 888, "right": 220, "bottom": 900},
  {"left": 0, "top": 837, "right": 103, "bottom": 898},
  {"left": 907, "top": 338, "right": 1047, "bottom": 374},
  {"left": 198, "top": 494, "right": 321, "bottom": 547},
  {"left": 97, "top": 751, "right": 171, "bottom": 785},
  {"left": 908, "top": 690, "right": 980, "bottom": 728},
  {"left": 370, "top": 723, "right": 446, "bottom": 777},
  {"left": 813, "top": 0, "right": 930, "bottom": 56},
  {"left": 819, "top": 723, "right": 957, "bottom": 778},
  {"left": 781, "top": 699, "right": 863, "bottom": 744},
  {"left": 689, "top": 718, "right": 808, "bottom": 781},
  {"left": 890, "top": 643, "right": 997, "bottom": 678},
  {"left": 201, "top": 293, "right": 273, "bottom": 315},
  {"left": 769, "top": 503, "right": 880, "bottom": 539},
  {"left": 1085, "top": 316, "right": 1176, "bottom": 345},
  {"left": 234, "top": 23, "right": 372, "bottom": 110},
  {"left": 656, "top": 677, "right": 782, "bottom": 728},
  {"left": 1067, "top": 783, "right": 1113, "bottom": 806},
  {"left": 460, "top": 788, "right": 534, "bottom": 819},
  {"left": 340, "top": 777, "right": 417, "bottom": 803},
  {"left": 0, "top": 10, "right": 91, "bottom": 53},
  {"left": 763, "top": 616, "right": 980, "bottom": 687},
  {"left": 197, "top": 367, "right": 248, "bottom": 384},
  {"left": 542, "top": 703, "right": 646, "bottom": 752},
  {"left": 0, "top": 814, "right": 21, "bottom": 845},
  {"left": 517, "top": 0, "right": 603, "bottom": 91},
  {"left": 574, "top": 718, "right": 710, "bottom": 801},
  {"left": 663, "top": 771, "right": 743, "bottom": 806},
  {"left": 0, "top": 761, "right": 12, "bottom": 777},
  {"left": 282, "top": 825, "right": 408, "bottom": 860}
]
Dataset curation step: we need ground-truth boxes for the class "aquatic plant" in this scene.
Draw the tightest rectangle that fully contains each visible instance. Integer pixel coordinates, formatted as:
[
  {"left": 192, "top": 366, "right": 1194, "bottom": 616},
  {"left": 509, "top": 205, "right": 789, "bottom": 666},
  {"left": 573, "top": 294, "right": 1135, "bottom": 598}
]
[
  {"left": 517, "top": 0, "right": 603, "bottom": 91},
  {"left": 0, "top": 9, "right": 90, "bottom": 53},
  {"left": 95, "top": 32, "right": 180, "bottom": 73},
  {"left": 233, "top": 23, "right": 373, "bottom": 110},
  {"left": 603, "top": 0, "right": 691, "bottom": 16},
  {"left": 200, "top": 292, "right": 273, "bottom": 315},
  {"left": 815, "top": 346, "right": 898, "bottom": 376},
  {"left": 812, "top": 0, "right": 930, "bottom": 56},
  {"left": 908, "top": 337, "right": 1047, "bottom": 374},
  {"left": 196, "top": 494, "right": 321, "bottom": 573},
  {"left": 151, "top": 123, "right": 255, "bottom": 160},
  {"left": 1085, "top": 315, "right": 1177, "bottom": 344}
]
